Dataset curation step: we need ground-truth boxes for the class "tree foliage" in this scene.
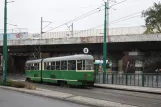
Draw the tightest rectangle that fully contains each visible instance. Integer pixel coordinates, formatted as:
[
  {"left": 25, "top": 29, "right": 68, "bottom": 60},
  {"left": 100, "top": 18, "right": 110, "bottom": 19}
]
[{"left": 142, "top": 2, "right": 161, "bottom": 34}]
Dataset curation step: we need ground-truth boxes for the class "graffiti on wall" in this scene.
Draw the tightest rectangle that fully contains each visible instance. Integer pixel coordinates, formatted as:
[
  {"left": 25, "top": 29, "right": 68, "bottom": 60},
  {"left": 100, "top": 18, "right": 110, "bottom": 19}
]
[{"left": 0, "top": 32, "right": 28, "bottom": 40}]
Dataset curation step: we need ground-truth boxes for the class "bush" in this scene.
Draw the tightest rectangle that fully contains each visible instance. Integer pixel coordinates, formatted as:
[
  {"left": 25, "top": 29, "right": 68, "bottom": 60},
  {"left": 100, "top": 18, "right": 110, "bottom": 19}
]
[
  {"left": 10, "top": 81, "right": 26, "bottom": 88},
  {"left": 0, "top": 78, "right": 36, "bottom": 90}
]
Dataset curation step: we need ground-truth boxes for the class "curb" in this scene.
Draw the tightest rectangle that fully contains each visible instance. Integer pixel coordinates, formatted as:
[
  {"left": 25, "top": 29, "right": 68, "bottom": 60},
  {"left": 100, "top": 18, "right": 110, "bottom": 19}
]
[
  {"left": 94, "top": 84, "right": 161, "bottom": 94},
  {"left": 0, "top": 86, "right": 138, "bottom": 107}
]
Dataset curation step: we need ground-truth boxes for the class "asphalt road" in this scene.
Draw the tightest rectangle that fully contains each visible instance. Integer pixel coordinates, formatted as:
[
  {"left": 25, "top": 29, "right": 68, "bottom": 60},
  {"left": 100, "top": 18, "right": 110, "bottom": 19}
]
[
  {"left": 0, "top": 88, "right": 89, "bottom": 107},
  {"left": 8, "top": 74, "right": 161, "bottom": 107},
  {"left": 32, "top": 83, "right": 161, "bottom": 107}
]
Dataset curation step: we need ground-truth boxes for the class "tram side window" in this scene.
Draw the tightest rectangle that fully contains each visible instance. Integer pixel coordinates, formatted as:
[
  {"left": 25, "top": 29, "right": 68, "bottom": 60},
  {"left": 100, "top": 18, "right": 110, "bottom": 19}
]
[
  {"left": 25, "top": 63, "right": 30, "bottom": 70},
  {"left": 51, "top": 62, "right": 55, "bottom": 70},
  {"left": 82, "top": 60, "right": 85, "bottom": 70},
  {"left": 30, "top": 63, "right": 34, "bottom": 70},
  {"left": 61, "top": 61, "right": 67, "bottom": 70},
  {"left": 68, "top": 60, "right": 76, "bottom": 70},
  {"left": 34, "top": 63, "right": 39, "bottom": 70},
  {"left": 44, "top": 62, "right": 51, "bottom": 70},
  {"left": 77, "top": 60, "right": 82, "bottom": 70},
  {"left": 86, "top": 60, "right": 93, "bottom": 70},
  {"left": 44, "top": 63, "right": 46, "bottom": 70},
  {"left": 29, "top": 64, "right": 31, "bottom": 70},
  {"left": 56, "top": 61, "right": 60, "bottom": 70}
]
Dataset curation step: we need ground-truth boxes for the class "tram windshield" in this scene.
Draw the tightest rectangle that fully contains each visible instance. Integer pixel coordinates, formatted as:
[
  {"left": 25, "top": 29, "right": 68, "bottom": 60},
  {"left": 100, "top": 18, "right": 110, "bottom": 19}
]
[{"left": 77, "top": 60, "right": 93, "bottom": 70}]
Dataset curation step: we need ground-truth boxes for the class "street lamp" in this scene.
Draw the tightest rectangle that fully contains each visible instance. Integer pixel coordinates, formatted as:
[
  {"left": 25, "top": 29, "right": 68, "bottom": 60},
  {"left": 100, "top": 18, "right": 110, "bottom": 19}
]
[{"left": 2, "top": 0, "right": 14, "bottom": 86}]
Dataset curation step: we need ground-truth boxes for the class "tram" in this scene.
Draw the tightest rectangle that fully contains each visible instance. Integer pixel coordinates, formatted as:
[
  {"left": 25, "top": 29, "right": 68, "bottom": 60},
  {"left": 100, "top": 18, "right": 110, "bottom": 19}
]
[{"left": 25, "top": 54, "right": 95, "bottom": 87}]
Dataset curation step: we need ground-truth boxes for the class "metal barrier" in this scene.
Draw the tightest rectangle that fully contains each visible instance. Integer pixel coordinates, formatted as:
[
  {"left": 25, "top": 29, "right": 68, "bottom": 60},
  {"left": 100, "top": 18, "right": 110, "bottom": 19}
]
[{"left": 95, "top": 73, "right": 161, "bottom": 88}]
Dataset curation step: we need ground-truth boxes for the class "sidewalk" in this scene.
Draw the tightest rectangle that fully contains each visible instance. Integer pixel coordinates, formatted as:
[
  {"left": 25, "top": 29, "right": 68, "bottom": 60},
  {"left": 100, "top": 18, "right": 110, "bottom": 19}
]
[
  {"left": 0, "top": 86, "right": 137, "bottom": 107},
  {"left": 94, "top": 84, "right": 161, "bottom": 94}
]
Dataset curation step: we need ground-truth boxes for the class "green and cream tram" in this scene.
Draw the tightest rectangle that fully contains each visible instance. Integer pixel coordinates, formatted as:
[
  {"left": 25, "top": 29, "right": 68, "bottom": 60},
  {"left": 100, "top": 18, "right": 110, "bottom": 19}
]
[{"left": 25, "top": 54, "right": 95, "bottom": 87}]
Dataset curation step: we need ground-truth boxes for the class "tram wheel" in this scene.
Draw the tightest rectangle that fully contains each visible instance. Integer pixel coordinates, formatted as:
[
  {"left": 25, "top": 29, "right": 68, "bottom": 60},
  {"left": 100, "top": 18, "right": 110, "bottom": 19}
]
[{"left": 59, "top": 81, "right": 67, "bottom": 87}]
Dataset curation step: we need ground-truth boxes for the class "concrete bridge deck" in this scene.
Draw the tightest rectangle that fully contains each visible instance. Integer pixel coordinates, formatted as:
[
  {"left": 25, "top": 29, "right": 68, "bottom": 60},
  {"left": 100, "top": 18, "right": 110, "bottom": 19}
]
[{"left": 0, "top": 34, "right": 160, "bottom": 46}]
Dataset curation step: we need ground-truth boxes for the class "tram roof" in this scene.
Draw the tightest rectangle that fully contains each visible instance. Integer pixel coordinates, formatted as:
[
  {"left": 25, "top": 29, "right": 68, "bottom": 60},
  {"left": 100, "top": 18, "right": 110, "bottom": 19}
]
[
  {"left": 43, "top": 54, "right": 93, "bottom": 62},
  {"left": 26, "top": 59, "right": 42, "bottom": 63}
]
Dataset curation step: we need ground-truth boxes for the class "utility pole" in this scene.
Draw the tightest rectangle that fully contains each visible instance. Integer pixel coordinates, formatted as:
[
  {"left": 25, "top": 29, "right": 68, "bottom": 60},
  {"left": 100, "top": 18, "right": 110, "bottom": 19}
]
[
  {"left": 40, "top": 17, "right": 43, "bottom": 59},
  {"left": 39, "top": 17, "right": 52, "bottom": 58},
  {"left": 41, "top": 17, "right": 43, "bottom": 36},
  {"left": 71, "top": 23, "right": 74, "bottom": 36},
  {"left": 2, "top": 0, "right": 7, "bottom": 85},
  {"left": 65, "top": 23, "right": 74, "bottom": 36},
  {"left": 103, "top": 0, "right": 109, "bottom": 83}
]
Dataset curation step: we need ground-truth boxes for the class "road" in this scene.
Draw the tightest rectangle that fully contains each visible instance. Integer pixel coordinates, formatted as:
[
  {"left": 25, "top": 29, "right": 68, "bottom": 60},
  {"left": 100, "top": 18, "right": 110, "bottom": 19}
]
[
  {"left": 8, "top": 74, "right": 161, "bottom": 107},
  {"left": 33, "top": 83, "right": 161, "bottom": 107},
  {"left": 0, "top": 88, "right": 89, "bottom": 107}
]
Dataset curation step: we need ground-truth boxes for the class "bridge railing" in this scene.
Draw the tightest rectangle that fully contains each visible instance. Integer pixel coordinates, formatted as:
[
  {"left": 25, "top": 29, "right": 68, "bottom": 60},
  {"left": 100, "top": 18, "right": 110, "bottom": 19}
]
[{"left": 95, "top": 73, "right": 161, "bottom": 88}]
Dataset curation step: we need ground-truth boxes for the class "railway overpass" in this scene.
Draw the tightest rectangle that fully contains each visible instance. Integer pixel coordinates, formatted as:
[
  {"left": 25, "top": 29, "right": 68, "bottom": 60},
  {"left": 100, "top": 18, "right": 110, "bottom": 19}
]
[{"left": 0, "top": 26, "right": 161, "bottom": 74}]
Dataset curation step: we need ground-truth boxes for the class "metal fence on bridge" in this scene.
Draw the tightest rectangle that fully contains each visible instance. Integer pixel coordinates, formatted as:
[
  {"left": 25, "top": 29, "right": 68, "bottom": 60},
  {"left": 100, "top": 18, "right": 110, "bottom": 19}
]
[{"left": 95, "top": 73, "right": 161, "bottom": 88}]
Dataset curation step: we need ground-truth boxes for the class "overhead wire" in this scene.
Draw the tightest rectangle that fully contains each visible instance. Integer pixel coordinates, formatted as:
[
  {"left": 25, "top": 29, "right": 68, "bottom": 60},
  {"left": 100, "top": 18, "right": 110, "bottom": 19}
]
[
  {"left": 71, "top": 11, "right": 141, "bottom": 36},
  {"left": 43, "top": 0, "right": 140, "bottom": 38},
  {"left": 45, "top": 5, "right": 104, "bottom": 33},
  {"left": 45, "top": 0, "right": 128, "bottom": 33},
  {"left": 109, "top": 0, "right": 127, "bottom": 8}
]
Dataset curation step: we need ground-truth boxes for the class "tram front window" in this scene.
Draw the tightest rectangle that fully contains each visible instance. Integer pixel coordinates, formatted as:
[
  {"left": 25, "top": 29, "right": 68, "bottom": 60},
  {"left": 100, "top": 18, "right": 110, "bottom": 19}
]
[{"left": 86, "top": 60, "right": 93, "bottom": 70}]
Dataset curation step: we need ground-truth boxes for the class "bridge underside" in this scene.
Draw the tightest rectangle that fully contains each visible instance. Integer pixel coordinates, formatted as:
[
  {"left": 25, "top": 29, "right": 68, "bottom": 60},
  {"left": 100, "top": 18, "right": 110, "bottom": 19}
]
[
  {"left": 0, "top": 41, "right": 161, "bottom": 74},
  {"left": 1, "top": 41, "right": 161, "bottom": 54}
]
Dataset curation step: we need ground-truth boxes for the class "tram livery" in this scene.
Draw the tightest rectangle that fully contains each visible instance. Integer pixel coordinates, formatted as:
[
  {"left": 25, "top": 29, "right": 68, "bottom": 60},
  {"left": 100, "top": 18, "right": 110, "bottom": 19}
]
[{"left": 25, "top": 54, "right": 94, "bottom": 87}]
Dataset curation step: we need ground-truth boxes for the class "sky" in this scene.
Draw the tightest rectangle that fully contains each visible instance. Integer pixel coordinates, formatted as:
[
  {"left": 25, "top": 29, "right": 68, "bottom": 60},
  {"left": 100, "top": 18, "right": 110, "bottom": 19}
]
[{"left": 0, "top": 0, "right": 160, "bottom": 33}]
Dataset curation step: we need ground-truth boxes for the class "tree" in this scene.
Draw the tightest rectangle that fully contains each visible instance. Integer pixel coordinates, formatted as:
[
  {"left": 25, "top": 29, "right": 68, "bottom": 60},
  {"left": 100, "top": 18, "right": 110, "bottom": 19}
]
[{"left": 142, "top": 2, "right": 161, "bottom": 34}]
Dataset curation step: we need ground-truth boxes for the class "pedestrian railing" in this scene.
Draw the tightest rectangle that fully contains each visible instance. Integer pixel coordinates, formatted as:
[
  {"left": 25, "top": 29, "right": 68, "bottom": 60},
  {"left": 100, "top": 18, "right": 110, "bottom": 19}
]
[{"left": 95, "top": 73, "right": 161, "bottom": 88}]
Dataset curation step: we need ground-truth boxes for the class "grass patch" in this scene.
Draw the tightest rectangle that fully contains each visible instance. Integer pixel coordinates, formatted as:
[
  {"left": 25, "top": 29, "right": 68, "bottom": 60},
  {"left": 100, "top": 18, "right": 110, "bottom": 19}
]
[{"left": 0, "top": 78, "right": 36, "bottom": 90}]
